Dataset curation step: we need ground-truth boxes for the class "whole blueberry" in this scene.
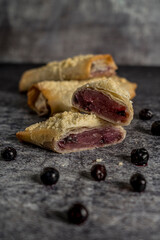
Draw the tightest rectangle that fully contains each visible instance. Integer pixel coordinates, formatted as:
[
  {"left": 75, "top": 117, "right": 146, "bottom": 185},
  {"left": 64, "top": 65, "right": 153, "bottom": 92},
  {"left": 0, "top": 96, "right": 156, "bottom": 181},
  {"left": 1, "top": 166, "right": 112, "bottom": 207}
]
[
  {"left": 139, "top": 109, "right": 153, "bottom": 120},
  {"left": 67, "top": 203, "right": 88, "bottom": 224},
  {"left": 91, "top": 164, "right": 107, "bottom": 181},
  {"left": 1, "top": 147, "right": 17, "bottom": 161},
  {"left": 131, "top": 148, "right": 149, "bottom": 166},
  {"left": 130, "top": 173, "right": 146, "bottom": 192},
  {"left": 151, "top": 121, "right": 160, "bottom": 136},
  {"left": 40, "top": 167, "right": 59, "bottom": 186}
]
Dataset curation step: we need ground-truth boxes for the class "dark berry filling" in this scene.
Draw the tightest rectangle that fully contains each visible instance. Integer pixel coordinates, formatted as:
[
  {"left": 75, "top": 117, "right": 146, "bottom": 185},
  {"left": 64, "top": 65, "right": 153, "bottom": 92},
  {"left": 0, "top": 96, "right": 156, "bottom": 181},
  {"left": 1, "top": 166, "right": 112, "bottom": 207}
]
[
  {"left": 73, "top": 89, "right": 128, "bottom": 123},
  {"left": 131, "top": 148, "right": 149, "bottom": 166},
  {"left": 58, "top": 127, "right": 123, "bottom": 151},
  {"left": 67, "top": 203, "right": 88, "bottom": 224},
  {"left": 139, "top": 109, "right": 153, "bottom": 120},
  {"left": 40, "top": 167, "right": 59, "bottom": 186},
  {"left": 151, "top": 121, "right": 160, "bottom": 136},
  {"left": 130, "top": 173, "right": 146, "bottom": 192},
  {"left": 1, "top": 147, "right": 17, "bottom": 161},
  {"left": 91, "top": 164, "right": 107, "bottom": 181},
  {"left": 116, "top": 110, "right": 126, "bottom": 116}
]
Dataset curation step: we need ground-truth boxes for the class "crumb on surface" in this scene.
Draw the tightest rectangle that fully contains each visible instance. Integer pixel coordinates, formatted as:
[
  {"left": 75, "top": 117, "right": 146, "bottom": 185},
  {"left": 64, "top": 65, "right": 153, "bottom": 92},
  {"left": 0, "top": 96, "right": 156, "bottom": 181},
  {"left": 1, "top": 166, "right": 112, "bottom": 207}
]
[
  {"left": 96, "top": 158, "right": 103, "bottom": 162},
  {"left": 118, "top": 162, "right": 123, "bottom": 166}
]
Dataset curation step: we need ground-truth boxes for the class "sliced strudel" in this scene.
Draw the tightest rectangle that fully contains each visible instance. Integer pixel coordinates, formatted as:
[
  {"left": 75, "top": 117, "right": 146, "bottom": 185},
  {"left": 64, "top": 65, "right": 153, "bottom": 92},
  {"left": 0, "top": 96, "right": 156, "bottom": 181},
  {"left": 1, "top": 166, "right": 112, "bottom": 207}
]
[
  {"left": 16, "top": 112, "right": 126, "bottom": 154},
  {"left": 27, "top": 77, "right": 136, "bottom": 117},
  {"left": 72, "top": 78, "right": 133, "bottom": 126}
]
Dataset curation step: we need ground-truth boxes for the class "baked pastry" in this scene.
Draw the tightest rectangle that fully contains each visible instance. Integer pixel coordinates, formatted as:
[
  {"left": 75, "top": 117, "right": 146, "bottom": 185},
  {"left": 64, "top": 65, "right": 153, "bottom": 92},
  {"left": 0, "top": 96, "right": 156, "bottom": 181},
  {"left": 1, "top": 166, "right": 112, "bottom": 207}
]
[
  {"left": 28, "top": 80, "right": 90, "bottom": 116},
  {"left": 19, "top": 54, "right": 117, "bottom": 92},
  {"left": 72, "top": 78, "right": 133, "bottom": 126},
  {"left": 27, "top": 76, "right": 136, "bottom": 117},
  {"left": 113, "top": 76, "right": 137, "bottom": 99},
  {"left": 16, "top": 111, "right": 126, "bottom": 154}
]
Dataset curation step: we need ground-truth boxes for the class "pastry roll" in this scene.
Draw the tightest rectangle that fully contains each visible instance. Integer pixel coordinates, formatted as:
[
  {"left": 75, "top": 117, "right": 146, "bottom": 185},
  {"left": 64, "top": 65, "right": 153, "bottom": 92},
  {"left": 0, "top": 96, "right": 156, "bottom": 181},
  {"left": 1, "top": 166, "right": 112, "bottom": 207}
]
[
  {"left": 16, "top": 112, "right": 126, "bottom": 154},
  {"left": 72, "top": 78, "right": 133, "bottom": 126},
  {"left": 28, "top": 80, "right": 90, "bottom": 116},
  {"left": 19, "top": 54, "right": 117, "bottom": 92},
  {"left": 27, "top": 76, "right": 136, "bottom": 117},
  {"left": 113, "top": 76, "right": 137, "bottom": 99}
]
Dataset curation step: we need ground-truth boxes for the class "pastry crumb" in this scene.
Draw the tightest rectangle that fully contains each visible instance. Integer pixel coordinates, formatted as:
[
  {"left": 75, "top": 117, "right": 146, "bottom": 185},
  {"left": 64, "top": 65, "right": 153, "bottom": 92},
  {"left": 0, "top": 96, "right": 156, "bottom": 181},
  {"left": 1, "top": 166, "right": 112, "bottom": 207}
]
[
  {"left": 96, "top": 158, "right": 103, "bottom": 162},
  {"left": 118, "top": 162, "right": 123, "bottom": 166}
]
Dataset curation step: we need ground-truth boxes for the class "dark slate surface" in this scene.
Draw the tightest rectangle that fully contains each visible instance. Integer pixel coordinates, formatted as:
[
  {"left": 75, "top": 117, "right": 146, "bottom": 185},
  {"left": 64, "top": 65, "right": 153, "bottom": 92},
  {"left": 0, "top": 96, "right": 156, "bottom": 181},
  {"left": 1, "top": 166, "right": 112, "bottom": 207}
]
[
  {"left": 0, "top": 0, "right": 160, "bottom": 65},
  {"left": 0, "top": 65, "right": 160, "bottom": 240}
]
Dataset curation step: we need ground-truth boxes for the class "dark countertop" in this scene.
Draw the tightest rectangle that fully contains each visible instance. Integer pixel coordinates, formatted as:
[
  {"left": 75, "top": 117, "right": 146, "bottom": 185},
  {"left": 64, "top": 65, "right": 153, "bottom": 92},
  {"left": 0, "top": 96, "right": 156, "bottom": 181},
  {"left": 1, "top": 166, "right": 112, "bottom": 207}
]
[{"left": 0, "top": 64, "right": 160, "bottom": 240}]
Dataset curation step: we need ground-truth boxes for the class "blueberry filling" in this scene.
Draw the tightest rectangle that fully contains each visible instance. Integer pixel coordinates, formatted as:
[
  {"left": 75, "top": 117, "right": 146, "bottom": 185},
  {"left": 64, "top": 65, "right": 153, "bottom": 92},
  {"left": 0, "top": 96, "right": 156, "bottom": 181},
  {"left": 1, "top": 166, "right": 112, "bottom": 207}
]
[
  {"left": 63, "top": 136, "right": 77, "bottom": 144},
  {"left": 116, "top": 110, "right": 126, "bottom": 117},
  {"left": 73, "top": 95, "right": 79, "bottom": 104},
  {"left": 73, "top": 89, "right": 128, "bottom": 123},
  {"left": 58, "top": 127, "right": 123, "bottom": 151}
]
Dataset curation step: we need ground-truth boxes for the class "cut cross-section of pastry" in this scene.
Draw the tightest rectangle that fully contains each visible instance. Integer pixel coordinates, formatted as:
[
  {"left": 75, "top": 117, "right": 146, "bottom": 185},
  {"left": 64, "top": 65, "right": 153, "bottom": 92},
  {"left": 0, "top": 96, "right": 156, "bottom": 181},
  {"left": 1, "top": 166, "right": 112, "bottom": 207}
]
[
  {"left": 16, "top": 112, "right": 126, "bottom": 154},
  {"left": 72, "top": 78, "right": 134, "bottom": 126},
  {"left": 27, "top": 77, "right": 137, "bottom": 117},
  {"left": 19, "top": 54, "right": 117, "bottom": 92}
]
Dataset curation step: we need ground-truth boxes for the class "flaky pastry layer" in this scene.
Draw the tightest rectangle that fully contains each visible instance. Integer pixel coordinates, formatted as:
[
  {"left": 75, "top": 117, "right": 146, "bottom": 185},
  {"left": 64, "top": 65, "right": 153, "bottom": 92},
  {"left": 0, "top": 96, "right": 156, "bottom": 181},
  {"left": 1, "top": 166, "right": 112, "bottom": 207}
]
[
  {"left": 28, "top": 80, "right": 92, "bottom": 116},
  {"left": 113, "top": 76, "right": 137, "bottom": 99},
  {"left": 19, "top": 54, "right": 117, "bottom": 92}
]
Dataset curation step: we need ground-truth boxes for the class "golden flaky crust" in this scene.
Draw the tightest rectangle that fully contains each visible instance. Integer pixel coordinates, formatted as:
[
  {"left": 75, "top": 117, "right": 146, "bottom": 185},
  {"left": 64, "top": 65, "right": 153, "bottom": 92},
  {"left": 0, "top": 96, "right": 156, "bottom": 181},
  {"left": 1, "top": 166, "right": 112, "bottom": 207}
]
[
  {"left": 19, "top": 54, "right": 117, "bottom": 92},
  {"left": 28, "top": 80, "right": 92, "bottom": 115},
  {"left": 27, "top": 76, "right": 137, "bottom": 116},
  {"left": 113, "top": 76, "right": 137, "bottom": 99},
  {"left": 72, "top": 78, "right": 134, "bottom": 126},
  {"left": 16, "top": 111, "right": 126, "bottom": 153}
]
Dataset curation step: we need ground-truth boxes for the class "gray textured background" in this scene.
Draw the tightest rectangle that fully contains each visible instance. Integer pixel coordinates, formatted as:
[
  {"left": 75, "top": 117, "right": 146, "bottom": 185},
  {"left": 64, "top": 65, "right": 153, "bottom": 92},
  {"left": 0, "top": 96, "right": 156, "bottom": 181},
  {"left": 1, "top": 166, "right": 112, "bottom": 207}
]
[
  {"left": 0, "top": 0, "right": 160, "bottom": 65},
  {"left": 1, "top": 65, "right": 160, "bottom": 240}
]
